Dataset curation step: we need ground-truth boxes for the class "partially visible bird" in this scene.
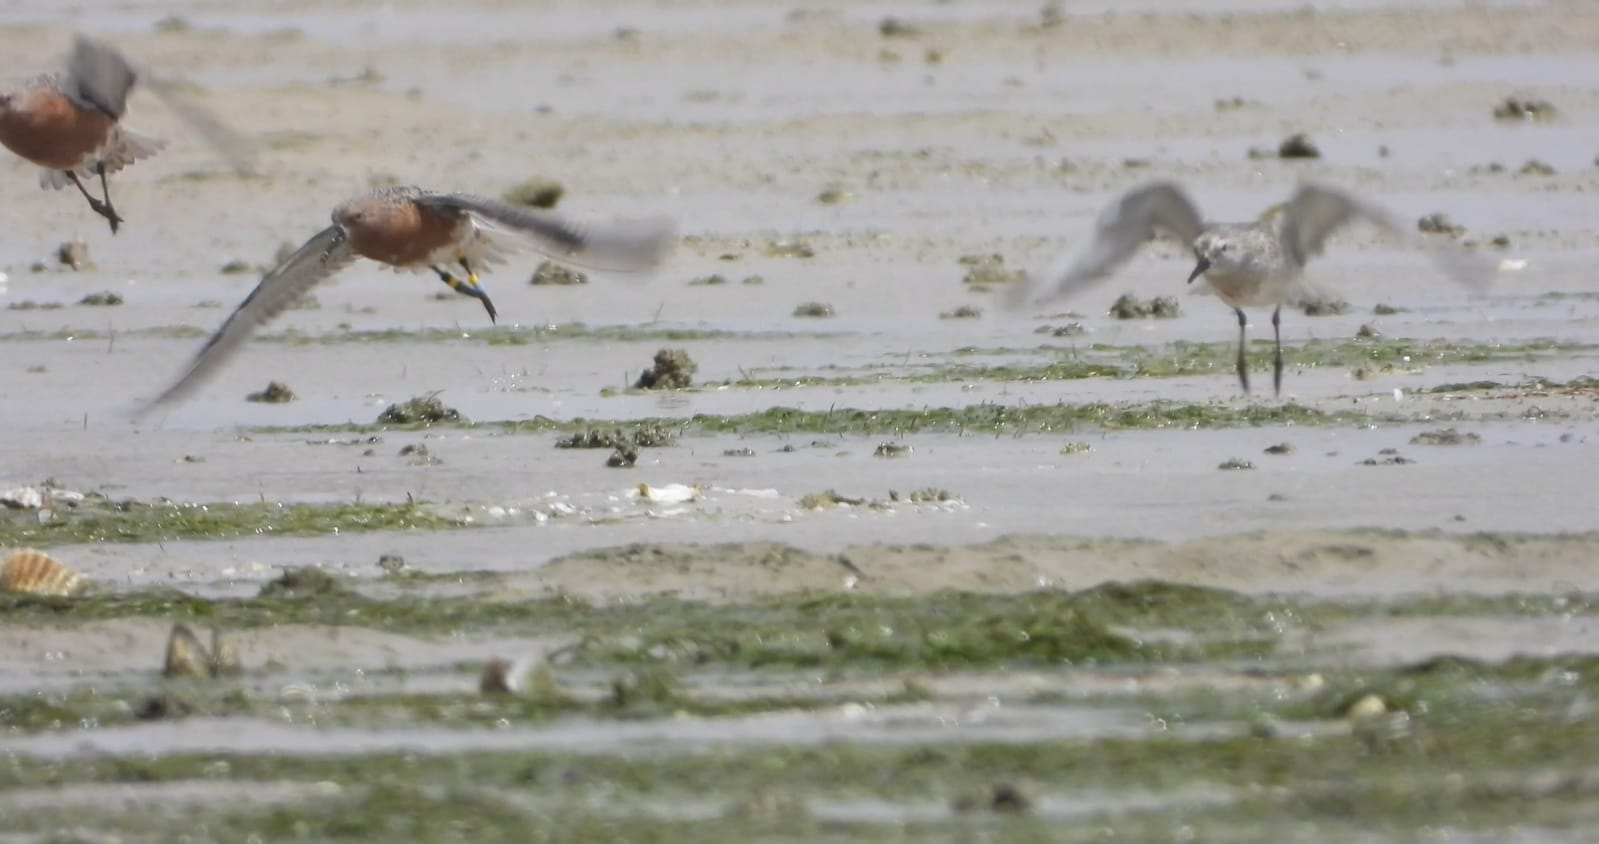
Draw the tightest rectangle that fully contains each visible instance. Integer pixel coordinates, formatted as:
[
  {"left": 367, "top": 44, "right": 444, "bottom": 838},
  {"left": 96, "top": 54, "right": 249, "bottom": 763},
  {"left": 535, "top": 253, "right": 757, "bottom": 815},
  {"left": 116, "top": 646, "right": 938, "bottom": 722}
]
[
  {"left": 1007, "top": 181, "right": 1494, "bottom": 396},
  {"left": 142, "top": 186, "right": 675, "bottom": 410},
  {"left": 0, "top": 34, "right": 255, "bottom": 234}
]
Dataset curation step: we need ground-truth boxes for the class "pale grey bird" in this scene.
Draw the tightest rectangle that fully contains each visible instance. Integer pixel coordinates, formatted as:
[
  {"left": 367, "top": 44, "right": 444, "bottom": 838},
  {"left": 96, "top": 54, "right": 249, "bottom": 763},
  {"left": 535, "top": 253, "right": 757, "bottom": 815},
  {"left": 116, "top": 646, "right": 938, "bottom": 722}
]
[
  {"left": 1008, "top": 181, "right": 1494, "bottom": 396},
  {"left": 141, "top": 186, "right": 675, "bottom": 411}
]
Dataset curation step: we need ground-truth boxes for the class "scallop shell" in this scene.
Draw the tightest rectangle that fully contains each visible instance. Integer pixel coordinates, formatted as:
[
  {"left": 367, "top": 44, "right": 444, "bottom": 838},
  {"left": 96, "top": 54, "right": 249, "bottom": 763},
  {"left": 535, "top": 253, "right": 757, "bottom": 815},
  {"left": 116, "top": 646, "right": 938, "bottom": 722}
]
[{"left": 1, "top": 549, "right": 87, "bottom": 597}]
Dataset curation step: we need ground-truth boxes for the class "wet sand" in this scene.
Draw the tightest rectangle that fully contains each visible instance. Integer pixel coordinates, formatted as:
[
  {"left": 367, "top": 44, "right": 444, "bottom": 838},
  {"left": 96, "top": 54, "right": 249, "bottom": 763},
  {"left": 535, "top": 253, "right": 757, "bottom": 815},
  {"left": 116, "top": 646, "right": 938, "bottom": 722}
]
[{"left": 1, "top": 0, "right": 1598, "bottom": 840}]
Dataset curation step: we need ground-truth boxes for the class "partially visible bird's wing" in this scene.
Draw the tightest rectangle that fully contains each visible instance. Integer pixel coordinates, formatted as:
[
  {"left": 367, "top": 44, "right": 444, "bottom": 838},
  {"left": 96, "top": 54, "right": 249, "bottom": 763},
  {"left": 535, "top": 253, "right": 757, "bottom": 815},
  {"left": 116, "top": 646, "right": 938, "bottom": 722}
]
[
  {"left": 62, "top": 34, "right": 137, "bottom": 119},
  {"left": 1280, "top": 182, "right": 1495, "bottom": 291},
  {"left": 65, "top": 33, "right": 258, "bottom": 175},
  {"left": 419, "top": 193, "right": 675, "bottom": 273},
  {"left": 140, "top": 226, "right": 357, "bottom": 411},
  {"left": 140, "top": 76, "right": 259, "bottom": 176},
  {"left": 1005, "top": 181, "right": 1207, "bottom": 311}
]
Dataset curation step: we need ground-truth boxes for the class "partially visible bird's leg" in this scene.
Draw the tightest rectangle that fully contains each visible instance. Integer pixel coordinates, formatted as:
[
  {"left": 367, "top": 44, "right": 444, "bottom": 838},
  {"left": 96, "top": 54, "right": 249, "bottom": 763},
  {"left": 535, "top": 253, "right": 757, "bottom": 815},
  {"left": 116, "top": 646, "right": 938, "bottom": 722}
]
[
  {"left": 1271, "top": 306, "right": 1284, "bottom": 397},
  {"left": 67, "top": 169, "right": 123, "bottom": 234},
  {"left": 431, "top": 260, "right": 497, "bottom": 323},
  {"left": 1234, "top": 307, "right": 1251, "bottom": 395}
]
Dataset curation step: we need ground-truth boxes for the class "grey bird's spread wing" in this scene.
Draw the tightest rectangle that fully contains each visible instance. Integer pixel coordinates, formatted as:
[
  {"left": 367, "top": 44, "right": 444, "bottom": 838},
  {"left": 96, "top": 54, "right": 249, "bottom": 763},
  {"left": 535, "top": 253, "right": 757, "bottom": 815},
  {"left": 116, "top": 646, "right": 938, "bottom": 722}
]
[
  {"left": 141, "top": 227, "right": 358, "bottom": 411},
  {"left": 1280, "top": 182, "right": 1495, "bottom": 290},
  {"left": 62, "top": 35, "right": 137, "bottom": 119},
  {"left": 419, "top": 193, "right": 675, "bottom": 273},
  {"left": 1007, "top": 181, "right": 1207, "bottom": 311}
]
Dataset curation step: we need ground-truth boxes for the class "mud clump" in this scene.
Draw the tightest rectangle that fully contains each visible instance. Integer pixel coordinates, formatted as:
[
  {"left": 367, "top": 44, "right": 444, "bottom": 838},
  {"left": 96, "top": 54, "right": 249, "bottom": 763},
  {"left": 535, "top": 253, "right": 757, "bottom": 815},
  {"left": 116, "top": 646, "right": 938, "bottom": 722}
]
[
  {"left": 901, "top": 487, "right": 959, "bottom": 503},
  {"left": 878, "top": 16, "right": 921, "bottom": 37},
  {"left": 1373, "top": 303, "right": 1405, "bottom": 316},
  {"left": 219, "top": 259, "right": 253, "bottom": 274},
  {"left": 1417, "top": 213, "right": 1466, "bottom": 238},
  {"left": 259, "top": 566, "right": 348, "bottom": 598},
  {"left": 959, "top": 253, "right": 1027, "bottom": 289},
  {"left": 1410, "top": 428, "right": 1482, "bottom": 447},
  {"left": 1039, "top": 322, "right": 1087, "bottom": 337},
  {"left": 78, "top": 291, "right": 124, "bottom": 307},
  {"left": 792, "top": 301, "right": 835, "bottom": 318},
  {"left": 1355, "top": 323, "right": 1381, "bottom": 340},
  {"left": 529, "top": 260, "right": 588, "bottom": 286},
  {"left": 399, "top": 443, "right": 438, "bottom": 465},
  {"left": 1218, "top": 458, "right": 1255, "bottom": 471},
  {"left": 940, "top": 305, "right": 983, "bottom": 319},
  {"left": 800, "top": 489, "right": 867, "bottom": 509},
  {"left": 816, "top": 184, "right": 853, "bottom": 205},
  {"left": 246, "top": 381, "right": 297, "bottom": 404},
  {"left": 501, "top": 178, "right": 565, "bottom": 209},
  {"left": 1109, "top": 293, "right": 1180, "bottom": 319},
  {"left": 873, "top": 442, "right": 912, "bottom": 459},
  {"left": 1492, "top": 97, "right": 1557, "bottom": 122},
  {"left": 766, "top": 239, "right": 815, "bottom": 259},
  {"left": 1264, "top": 443, "right": 1295, "bottom": 455},
  {"left": 954, "top": 783, "right": 1036, "bottom": 815},
  {"left": 1278, "top": 133, "right": 1321, "bottom": 159},
  {"left": 634, "top": 348, "right": 697, "bottom": 390},
  {"left": 556, "top": 425, "right": 676, "bottom": 450},
  {"left": 1519, "top": 159, "right": 1557, "bottom": 177},
  {"left": 376, "top": 393, "right": 462, "bottom": 425},
  {"left": 1301, "top": 296, "right": 1350, "bottom": 316},
  {"left": 57, "top": 238, "right": 93, "bottom": 271}
]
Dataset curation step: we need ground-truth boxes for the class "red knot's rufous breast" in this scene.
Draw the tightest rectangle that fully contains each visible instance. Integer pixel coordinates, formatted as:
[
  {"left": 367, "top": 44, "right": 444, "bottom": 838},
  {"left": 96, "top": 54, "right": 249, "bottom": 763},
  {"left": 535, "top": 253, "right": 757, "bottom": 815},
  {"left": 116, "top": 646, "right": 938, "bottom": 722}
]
[
  {"left": 141, "top": 186, "right": 676, "bottom": 411},
  {"left": 0, "top": 34, "right": 254, "bottom": 234}
]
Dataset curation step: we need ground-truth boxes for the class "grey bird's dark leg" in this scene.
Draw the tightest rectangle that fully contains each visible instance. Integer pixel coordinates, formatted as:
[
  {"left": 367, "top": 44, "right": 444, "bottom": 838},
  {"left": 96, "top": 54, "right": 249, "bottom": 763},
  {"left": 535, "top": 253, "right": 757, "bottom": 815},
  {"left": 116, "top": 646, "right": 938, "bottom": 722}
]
[
  {"left": 1234, "top": 307, "right": 1250, "bottom": 395},
  {"left": 66, "top": 168, "right": 123, "bottom": 234},
  {"left": 1271, "top": 306, "right": 1284, "bottom": 397}
]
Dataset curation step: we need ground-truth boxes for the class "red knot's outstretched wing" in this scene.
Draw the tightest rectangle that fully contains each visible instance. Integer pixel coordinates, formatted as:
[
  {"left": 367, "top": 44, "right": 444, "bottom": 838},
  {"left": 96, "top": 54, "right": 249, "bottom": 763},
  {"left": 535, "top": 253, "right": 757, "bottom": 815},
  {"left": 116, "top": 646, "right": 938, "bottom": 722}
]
[
  {"left": 141, "top": 226, "right": 358, "bottom": 411},
  {"left": 422, "top": 193, "right": 675, "bottom": 274}
]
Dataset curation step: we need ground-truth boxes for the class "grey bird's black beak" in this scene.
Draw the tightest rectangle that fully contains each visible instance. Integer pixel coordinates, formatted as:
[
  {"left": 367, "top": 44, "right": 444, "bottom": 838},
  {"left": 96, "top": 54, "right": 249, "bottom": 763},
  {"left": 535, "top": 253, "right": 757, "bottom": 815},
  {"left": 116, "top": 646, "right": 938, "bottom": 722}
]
[{"left": 1187, "top": 256, "right": 1210, "bottom": 284}]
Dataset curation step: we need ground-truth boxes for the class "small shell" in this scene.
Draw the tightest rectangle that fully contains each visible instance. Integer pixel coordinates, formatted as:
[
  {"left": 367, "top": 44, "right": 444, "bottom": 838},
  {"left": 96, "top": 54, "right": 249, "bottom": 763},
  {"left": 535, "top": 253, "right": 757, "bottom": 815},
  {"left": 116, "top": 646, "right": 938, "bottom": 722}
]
[
  {"left": 209, "top": 628, "right": 243, "bottom": 677},
  {"left": 163, "top": 624, "right": 212, "bottom": 678},
  {"left": 163, "top": 624, "right": 243, "bottom": 678},
  {"left": 479, "top": 655, "right": 555, "bottom": 697},
  {"left": 479, "top": 659, "right": 516, "bottom": 695},
  {"left": 1, "top": 549, "right": 87, "bottom": 597},
  {"left": 634, "top": 483, "right": 700, "bottom": 504}
]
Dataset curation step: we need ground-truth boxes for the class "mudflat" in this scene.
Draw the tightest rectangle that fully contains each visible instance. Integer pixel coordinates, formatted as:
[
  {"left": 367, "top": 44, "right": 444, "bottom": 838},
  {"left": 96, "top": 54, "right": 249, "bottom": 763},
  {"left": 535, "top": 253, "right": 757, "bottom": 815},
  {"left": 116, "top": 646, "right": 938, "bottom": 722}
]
[{"left": 1, "top": 1, "right": 1597, "bottom": 840}]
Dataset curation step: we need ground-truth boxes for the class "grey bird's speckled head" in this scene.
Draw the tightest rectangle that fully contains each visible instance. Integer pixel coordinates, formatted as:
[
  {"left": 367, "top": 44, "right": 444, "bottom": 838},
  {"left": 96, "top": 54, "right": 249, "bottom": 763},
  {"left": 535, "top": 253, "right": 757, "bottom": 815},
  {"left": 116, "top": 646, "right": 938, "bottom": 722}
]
[{"left": 1188, "top": 225, "right": 1281, "bottom": 285}]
